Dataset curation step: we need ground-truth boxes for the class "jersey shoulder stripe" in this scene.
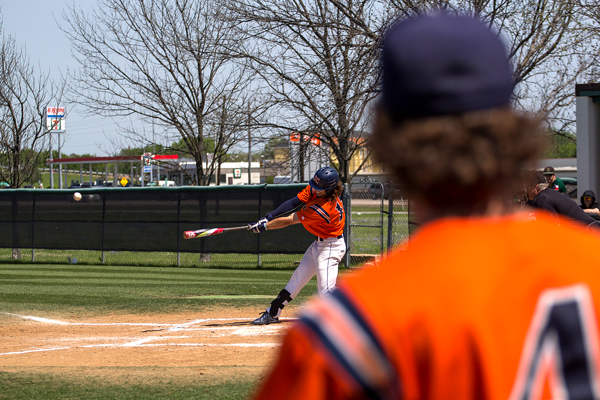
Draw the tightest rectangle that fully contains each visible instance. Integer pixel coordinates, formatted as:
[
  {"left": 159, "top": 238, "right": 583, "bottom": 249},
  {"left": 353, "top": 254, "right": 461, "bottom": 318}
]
[
  {"left": 298, "top": 289, "right": 401, "bottom": 399},
  {"left": 309, "top": 204, "right": 331, "bottom": 224}
]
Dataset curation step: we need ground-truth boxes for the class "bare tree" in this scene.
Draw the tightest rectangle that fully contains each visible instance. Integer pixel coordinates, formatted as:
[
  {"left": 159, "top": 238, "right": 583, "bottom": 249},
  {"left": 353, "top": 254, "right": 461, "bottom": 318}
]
[
  {"left": 228, "top": 0, "right": 385, "bottom": 184},
  {"left": 579, "top": 0, "right": 600, "bottom": 84},
  {"left": 62, "top": 0, "right": 254, "bottom": 185},
  {"left": 332, "top": 0, "right": 599, "bottom": 135},
  {"left": 0, "top": 19, "right": 65, "bottom": 188},
  {"left": 229, "top": 0, "right": 597, "bottom": 183},
  {"left": 478, "top": 0, "right": 596, "bottom": 133}
]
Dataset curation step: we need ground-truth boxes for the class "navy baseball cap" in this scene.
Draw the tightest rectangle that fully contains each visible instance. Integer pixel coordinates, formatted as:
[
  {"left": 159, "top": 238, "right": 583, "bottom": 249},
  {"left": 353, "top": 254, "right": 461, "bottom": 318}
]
[{"left": 381, "top": 13, "right": 514, "bottom": 120}]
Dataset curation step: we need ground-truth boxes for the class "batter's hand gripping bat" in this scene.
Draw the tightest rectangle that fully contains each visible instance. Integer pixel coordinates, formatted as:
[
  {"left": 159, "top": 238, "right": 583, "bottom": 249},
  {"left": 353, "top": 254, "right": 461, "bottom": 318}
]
[{"left": 183, "top": 225, "right": 248, "bottom": 239}]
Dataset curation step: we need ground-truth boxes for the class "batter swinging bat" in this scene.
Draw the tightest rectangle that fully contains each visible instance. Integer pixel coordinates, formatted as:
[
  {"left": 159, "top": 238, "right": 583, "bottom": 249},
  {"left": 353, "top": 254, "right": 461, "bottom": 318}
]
[{"left": 183, "top": 225, "right": 247, "bottom": 239}]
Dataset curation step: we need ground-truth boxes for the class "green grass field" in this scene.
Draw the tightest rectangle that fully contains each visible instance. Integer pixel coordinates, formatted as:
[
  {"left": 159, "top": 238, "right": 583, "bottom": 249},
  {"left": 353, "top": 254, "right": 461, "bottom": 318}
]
[
  {"left": 0, "top": 262, "right": 353, "bottom": 399},
  {"left": 0, "top": 187, "right": 409, "bottom": 398},
  {"left": 0, "top": 370, "right": 254, "bottom": 400},
  {"left": 0, "top": 264, "right": 313, "bottom": 315}
]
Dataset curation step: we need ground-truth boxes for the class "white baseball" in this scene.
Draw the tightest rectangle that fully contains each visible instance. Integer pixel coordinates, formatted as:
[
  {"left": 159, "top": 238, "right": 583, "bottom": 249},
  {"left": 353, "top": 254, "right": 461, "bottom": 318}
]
[{"left": 73, "top": 192, "right": 82, "bottom": 201}]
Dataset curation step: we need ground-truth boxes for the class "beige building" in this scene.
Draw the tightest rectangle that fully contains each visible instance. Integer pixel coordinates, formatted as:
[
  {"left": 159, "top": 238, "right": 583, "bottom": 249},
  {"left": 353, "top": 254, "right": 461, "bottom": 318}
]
[{"left": 273, "top": 142, "right": 290, "bottom": 162}]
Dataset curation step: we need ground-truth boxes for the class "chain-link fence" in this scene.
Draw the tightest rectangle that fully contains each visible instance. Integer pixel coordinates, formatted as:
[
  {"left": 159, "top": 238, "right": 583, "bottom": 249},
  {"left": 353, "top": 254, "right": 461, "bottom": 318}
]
[{"left": 344, "top": 181, "right": 410, "bottom": 267}]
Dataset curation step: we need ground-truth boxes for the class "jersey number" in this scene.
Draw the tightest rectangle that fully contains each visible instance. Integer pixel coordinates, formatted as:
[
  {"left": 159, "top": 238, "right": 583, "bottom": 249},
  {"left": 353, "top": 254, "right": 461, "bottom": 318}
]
[
  {"left": 336, "top": 201, "right": 344, "bottom": 222},
  {"left": 510, "top": 285, "right": 600, "bottom": 400}
]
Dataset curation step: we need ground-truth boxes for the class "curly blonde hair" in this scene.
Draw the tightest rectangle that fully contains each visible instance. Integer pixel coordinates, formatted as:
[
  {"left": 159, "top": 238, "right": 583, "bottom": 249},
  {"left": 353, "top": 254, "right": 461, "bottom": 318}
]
[{"left": 372, "top": 106, "right": 542, "bottom": 214}]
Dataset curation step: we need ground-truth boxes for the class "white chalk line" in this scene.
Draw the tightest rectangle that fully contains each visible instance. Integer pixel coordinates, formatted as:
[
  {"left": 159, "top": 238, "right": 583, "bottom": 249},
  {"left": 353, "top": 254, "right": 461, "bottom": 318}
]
[
  {"left": 1, "top": 312, "right": 297, "bottom": 329},
  {"left": 0, "top": 312, "right": 254, "bottom": 327},
  {"left": 0, "top": 342, "right": 279, "bottom": 356},
  {"left": 0, "top": 312, "right": 290, "bottom": 357}
]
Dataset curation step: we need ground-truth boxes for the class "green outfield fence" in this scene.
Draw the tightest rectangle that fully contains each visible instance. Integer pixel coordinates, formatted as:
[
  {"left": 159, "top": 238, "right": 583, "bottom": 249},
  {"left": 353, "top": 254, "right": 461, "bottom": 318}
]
[{"left": 0, "top": 183, "right": 411, "bottom": 268}]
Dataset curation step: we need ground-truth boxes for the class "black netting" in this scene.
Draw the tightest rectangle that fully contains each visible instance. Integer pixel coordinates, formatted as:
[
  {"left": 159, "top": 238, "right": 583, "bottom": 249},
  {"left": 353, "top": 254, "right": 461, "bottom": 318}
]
[{"left": 0, "top": 185, "right": 314, "bottom": 253}]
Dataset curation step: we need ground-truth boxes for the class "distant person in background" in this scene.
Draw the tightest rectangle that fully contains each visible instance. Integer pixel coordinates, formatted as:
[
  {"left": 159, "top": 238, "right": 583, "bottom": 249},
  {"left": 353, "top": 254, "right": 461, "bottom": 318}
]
[
  {"left": 38, "top": 182, "right": 43, "bottom": 189},
  {"left": 580, "top": 189, "right": 600, "bottom": 214},
  {"left": 527, "top": 172, "right": 600, "bottom": 230},
  {"left": 542, "top": 166, "right": 566, "bottom": 193}
]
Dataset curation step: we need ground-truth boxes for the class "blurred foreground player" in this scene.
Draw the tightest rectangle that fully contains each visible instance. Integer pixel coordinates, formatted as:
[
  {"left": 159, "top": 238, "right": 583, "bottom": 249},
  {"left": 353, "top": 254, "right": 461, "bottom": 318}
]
[
  {"left": 248, "top": 166, "right": 345, "bottom": 325},
  {"left": 253, "top": 12, "right": 600, "bottom": 400}
]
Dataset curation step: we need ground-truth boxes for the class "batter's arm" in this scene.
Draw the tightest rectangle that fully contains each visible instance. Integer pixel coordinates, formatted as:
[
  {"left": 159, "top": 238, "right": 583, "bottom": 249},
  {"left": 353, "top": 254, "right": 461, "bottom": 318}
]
[
  {"left": 266, "top": 213, "right": 301, "bottom": 230},
  {"left": 266, "top": 197, "right": 303, "bottom": 221}
]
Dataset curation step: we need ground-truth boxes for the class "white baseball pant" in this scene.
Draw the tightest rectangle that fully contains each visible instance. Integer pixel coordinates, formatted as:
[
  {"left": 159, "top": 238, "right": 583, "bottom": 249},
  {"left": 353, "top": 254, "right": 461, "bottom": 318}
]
[{"left": 267, "top": 236, "right": 346, "bottom": 317}]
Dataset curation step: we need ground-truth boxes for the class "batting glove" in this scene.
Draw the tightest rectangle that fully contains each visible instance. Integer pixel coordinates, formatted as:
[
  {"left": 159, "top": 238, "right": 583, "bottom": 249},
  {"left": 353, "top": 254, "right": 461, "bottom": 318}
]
[{"left": 248, "top": 218, "right": 268, "bottom": 233}]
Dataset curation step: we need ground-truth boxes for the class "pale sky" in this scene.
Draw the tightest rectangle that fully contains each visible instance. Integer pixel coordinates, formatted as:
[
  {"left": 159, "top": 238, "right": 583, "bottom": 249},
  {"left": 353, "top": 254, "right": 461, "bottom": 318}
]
[{"left": 1, "top": 0, "right": 142, "bottom": 156}]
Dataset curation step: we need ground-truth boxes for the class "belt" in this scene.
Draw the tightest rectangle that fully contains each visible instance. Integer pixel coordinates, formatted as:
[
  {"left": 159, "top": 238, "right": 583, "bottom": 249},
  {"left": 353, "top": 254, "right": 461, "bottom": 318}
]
[{"left": 317, "top": 235, "right": 343, "bottom": 242}]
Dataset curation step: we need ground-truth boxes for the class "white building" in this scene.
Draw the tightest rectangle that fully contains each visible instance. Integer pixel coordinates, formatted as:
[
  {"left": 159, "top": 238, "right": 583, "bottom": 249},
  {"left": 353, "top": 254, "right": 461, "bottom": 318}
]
[{"left": 166, "top": 160, "right": 261, "bottom": 185}]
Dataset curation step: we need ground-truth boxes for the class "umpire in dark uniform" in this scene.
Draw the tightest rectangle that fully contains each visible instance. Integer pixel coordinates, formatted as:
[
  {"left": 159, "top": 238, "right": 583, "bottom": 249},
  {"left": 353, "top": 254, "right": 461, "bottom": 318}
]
[{"left": 527, "top": 171, "right": 600, "bottom": 230}]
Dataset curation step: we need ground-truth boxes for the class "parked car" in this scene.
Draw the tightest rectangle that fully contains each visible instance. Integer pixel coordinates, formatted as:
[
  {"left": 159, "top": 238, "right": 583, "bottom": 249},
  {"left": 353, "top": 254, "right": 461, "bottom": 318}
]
[
  {"left": 369, "top": 182, "right": 402, "bottom": 200},
  {"left": 351, "top": 185, "right": 374, "bottom": 199}
]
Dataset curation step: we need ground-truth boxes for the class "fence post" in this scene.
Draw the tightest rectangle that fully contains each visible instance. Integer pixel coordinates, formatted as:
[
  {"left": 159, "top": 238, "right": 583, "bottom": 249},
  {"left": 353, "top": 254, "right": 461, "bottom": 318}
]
[
  {"left": 177, "top": 192, "right": 181, "bottom": 267},
  {"left": 11, "top": 194, "right": 20, "bottom": 260},
  {"left": 257, "top": 187, "right": 263, "bottom": 267},
  {"left": 343, "top": 183, "right": 351, "bottom": 268},
  {"left": 387, "top": 182, "right": 394, "bottom": 252},
  {"left": 102, "top": 193, "right": 106, "bottom": 264},
  {"left": 32, "top": 193, "right": 36, "bottom": 262}
]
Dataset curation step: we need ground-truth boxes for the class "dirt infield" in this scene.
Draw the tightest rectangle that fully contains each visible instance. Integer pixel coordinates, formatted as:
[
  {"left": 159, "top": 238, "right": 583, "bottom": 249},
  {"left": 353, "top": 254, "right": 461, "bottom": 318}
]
[{"left": 0, "top": 307, "right": 296, "bottom": 387}]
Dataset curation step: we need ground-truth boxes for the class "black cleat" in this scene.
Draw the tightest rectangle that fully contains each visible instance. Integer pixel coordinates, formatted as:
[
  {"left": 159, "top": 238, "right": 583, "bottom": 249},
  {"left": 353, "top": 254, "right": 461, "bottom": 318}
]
[{"left": 252, "top": 312, "right": 280, "bottom": 325}]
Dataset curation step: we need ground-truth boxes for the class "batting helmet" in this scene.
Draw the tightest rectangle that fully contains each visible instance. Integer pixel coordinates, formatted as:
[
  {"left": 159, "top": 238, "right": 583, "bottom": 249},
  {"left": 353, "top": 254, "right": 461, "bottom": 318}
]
[{"left": 308, "top": 166, "right": 339, "bottom": 192}]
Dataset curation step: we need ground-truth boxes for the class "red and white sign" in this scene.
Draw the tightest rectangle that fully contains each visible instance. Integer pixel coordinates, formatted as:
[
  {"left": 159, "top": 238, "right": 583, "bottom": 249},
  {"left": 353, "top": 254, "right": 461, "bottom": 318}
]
[
  {"left": 311, "top": 134, "right": 321, "bottom": 146},
  {"left": 46, "top": 107, "right": 66, "bottom": 131},
  {"left": 290, "top": 132, "right": 321, "bottom": 146}
]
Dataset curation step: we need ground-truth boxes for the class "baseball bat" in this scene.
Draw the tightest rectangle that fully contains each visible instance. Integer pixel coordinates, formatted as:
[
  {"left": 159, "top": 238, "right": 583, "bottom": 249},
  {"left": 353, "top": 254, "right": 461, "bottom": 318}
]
[{"left": 183, "top": 225, "right": 248, "bottom": 239}]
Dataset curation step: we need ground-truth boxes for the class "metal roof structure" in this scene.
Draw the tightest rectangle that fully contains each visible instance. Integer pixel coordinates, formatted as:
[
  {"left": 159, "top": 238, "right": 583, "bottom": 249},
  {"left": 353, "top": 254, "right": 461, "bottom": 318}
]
[{"left": 47, "top": 155, "right": 178, "bottom": 164}]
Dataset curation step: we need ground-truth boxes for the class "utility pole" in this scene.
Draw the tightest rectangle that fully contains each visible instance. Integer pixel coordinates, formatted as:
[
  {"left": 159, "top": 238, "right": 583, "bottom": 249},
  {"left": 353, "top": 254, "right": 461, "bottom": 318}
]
[
  {"left": 248, "top": 104, "right": 251, "bottom": 184},
  {"left": 217, "top": 98, "right": 226, "bottom": 185},
  {"left": 49, "top": 131, "right": 53, "bottom": 189},
  {"left": 151, "top": 121, "right": 155, "bottom": 184},
  {"left": 299, "top": 132, "right": 305, "bottom": 182},
  {"left": 141, "top": 146, "right": 145, "bottom": 187}
]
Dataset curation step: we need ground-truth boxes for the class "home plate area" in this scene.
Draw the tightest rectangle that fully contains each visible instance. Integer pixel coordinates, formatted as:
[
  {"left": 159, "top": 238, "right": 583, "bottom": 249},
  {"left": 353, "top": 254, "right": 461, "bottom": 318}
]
[{"left": 0, "top": 310, "right": 295, "bottom": 371}]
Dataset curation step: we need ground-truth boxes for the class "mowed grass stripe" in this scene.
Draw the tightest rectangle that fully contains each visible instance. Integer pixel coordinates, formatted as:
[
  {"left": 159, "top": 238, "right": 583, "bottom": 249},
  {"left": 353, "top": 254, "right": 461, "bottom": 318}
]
[
  {"left": 0, "top": 265, "right": 296, "bottom": 276},
  {"left": 0, "top": 263, "right": 320, "bottom": 315}
]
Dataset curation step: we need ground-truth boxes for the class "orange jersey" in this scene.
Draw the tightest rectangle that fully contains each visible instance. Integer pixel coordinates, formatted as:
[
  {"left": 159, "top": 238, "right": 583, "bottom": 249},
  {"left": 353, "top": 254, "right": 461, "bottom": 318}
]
[
  {"left": 297, "top": 185, "right": 318, "bottom": 203},
  {"left": 253, "top": 213, "right": 600, "bottom": 400},
  {"left": 296, "top": 196, "right": 344, "bottom": 239}
]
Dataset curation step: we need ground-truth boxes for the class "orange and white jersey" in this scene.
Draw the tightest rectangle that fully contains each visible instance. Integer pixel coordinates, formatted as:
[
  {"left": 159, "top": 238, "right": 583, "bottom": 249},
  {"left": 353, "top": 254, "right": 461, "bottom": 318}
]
[
  {"left": 296, "top": 195, "right": 344, "bottom": 239},
  {"left": 253, "top": 213, "right": 600, "bottom": 400}
]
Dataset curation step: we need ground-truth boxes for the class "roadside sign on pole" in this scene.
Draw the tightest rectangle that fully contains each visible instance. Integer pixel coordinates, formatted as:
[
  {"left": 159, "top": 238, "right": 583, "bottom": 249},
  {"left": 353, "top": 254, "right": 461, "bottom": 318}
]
[
  {"left": 46, "top": 107, "right": 66, "bottom": 132},
  {"left": 143, "top": 166, "right": 151, "bottom": 173}
]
